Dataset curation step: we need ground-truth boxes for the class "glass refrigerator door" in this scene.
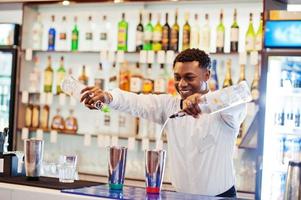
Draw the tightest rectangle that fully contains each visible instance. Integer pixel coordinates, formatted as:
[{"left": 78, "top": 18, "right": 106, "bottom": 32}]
[
  {"left": 261, "top": 56, "right": 301, "bottom": 199},
  {"left": 0, "top": 51, "right": 13, "bottom": 131}
]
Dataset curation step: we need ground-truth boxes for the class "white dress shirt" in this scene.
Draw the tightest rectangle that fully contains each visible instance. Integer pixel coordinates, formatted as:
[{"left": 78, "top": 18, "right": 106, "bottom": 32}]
[{"left": 109, "top": 88, "right": 247, "bottom": 196}]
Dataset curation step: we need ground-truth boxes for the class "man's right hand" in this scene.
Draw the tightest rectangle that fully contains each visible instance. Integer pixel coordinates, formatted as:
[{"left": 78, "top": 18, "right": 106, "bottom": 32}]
[{"left": 80, "top": 86, "right": 112, "bottom": 110}]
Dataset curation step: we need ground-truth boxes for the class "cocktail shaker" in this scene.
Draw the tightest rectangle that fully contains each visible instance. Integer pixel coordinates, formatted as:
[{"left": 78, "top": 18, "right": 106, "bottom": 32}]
[
  {"left": 108, "top": 146, "right": 127, "bottom": 190},
  {"left": 24, "top": 139, "right": 44, "bottom": 180},
  {"left": 145, "top": 149, "right": 166, "bottom": 193}
]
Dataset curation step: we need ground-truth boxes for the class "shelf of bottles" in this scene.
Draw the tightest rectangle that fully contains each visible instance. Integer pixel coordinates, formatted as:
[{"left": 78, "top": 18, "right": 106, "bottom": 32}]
[
  {"left": 262, "top": 56, "right": 301, "bottom": 199},
  {"left": 19, "top": 1, "right": 263, "bottom": 146}
]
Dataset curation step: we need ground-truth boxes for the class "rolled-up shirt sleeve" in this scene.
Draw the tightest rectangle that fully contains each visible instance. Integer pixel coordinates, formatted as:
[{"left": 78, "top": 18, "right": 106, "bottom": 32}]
[
  {"left": 108, "top": 88, "right": 172, "bottom": 125},
  {"left": 219, "top": 103, "right": 247, "bottom": 130}
]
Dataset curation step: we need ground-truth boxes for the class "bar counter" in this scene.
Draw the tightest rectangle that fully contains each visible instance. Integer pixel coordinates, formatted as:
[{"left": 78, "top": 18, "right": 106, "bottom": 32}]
[{"left": 0, "top": 176, "right": 237, "bottom": 200}]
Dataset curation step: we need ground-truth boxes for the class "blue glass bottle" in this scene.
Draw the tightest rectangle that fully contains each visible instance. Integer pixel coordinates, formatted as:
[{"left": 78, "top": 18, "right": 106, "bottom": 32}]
[
  {"left": 48, "top": 15, "right": 56, "bottom": 51},
  {"left": 209, "top": 59, "right": 219, "bottom": 91}
]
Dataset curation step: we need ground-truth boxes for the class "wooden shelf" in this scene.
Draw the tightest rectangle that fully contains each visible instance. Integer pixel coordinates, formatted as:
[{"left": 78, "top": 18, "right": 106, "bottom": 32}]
[{"left": 17, "top": 127, "right": 168, "bottom": 143}]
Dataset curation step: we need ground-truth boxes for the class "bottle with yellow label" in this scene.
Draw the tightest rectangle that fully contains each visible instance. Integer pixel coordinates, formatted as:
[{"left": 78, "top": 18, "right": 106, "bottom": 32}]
[
  {"left": 142, "top": 64, "right": 154, "bottom": 94},
  {"left": 245, "top": 13, "right": 255, "bottom": 52},
  {"left": 223, "top": 59, "right": 233, "bottom": 88},
  {"left": 32, "top": 103, "right": 40, "bottom": 129},
  {"left": 182, "top": 12, "right": 191, "bottom": 51},
  {"left": 78, "top": 65, "right": 89, "bottom": 85},
  {"left": 153, "top": 13, "right": 163, "bottom": 51},
  {"left": 117, "top": 13, "right": 128, "bottom": 51},
  {"left": 56, "top": 56, "right": 66, "bottom": 94},
  {"left": 40, "top": 104, "right": 49, "bottom": 129},
  {"left": 44, "top": 56, "right": 53, "bottom": 93},
  {"left": 25, "top": 103, "right": 33, "bottom": 128},
  {"left": 119, "top": 61, "right": 130, "bottom": 91},
  {"left": 170, "top": 10, "right": 179, "bottom": 52}
]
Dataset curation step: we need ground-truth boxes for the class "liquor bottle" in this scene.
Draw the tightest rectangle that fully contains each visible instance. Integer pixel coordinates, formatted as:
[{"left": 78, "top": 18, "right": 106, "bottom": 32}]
[
  {"left": 130, "top": 63, "right": 143, "bottom": 93},
  {"left": 119, "top": 61, "right": 130, "bottom": 91},
  {"left": 142, "top": 64, "right": 154, "bottom": 94},
  {"left": 154, "top": 64, "right": 167, "bottom": 94},
  {"left": 230, "top": 9, "right": 239, "bottom": 53},
  {"left": 136, "top": 12, "right": 144, "bottom": 51},
  {"left": 98, "top": 15, "right": 110, "bottom": 51},
  {"left": 57, "top": 16, "right": 68, "bottom": 51},
  {"left": 153, "top": 13, "right": 163, "bottom": 51},
  {"left": 208, "top": 59, "right": 219, "bottom": 91},
  {"left": 162, "top": 13, "right": 171, "bottom": 51},
  {"left": 109, "top": 63, "right": 118, "bottom": 90},
  {"left": 65, "top": 109, "right": 78, "bottom": 133},
  {"left": 32, "top": 13, "right": 43, "bottom": 50},
  {"left": 117, "top": 13, "right": 128, "bottom": 51},
  {"left": 251, "top": 64, "right": 260, "bottom": 102},
  {"left": 44, "top": 56, "right": 53, "bottom": 93},
  {"left": 245, "top": 13, "right": 255, "bottom": 52},
  {"left": 56, "top": 56, "right": 66, "bottom": 94},
  {"left": 95, "top": 63, "right": 105, "bottom": 90},
  {"left": 237, "top": 63, "right": 246, "bottom": 83},
  {"left": 201, "top": 13, "right": 211, "bottom": 53},
  {"left": 170, "top": 11, "right": 179, "bottom": 52},
  {"left": 167, "top": 74, "right": 177, "bottom": 96},
  {"left": 71, "top": 16, "right": 79, "bottom": 51},
  {"left": 25, "top": 103, "right": 33, "bottom": 128},
  {"left": 216, "top": 10, "right": 225, "bottom": 53},
  {"left": 40, "top": 104, "right": 49, "bottom": 129},
  {"left": 255, "top": 13, "right": 263, "bottom": 51},
  {"left": 223, "top": 59, "right": 233, "bottom": 88},
  {"left": 182, "top": 12, "right": 191, "bottom": 51},
  {"left": 85, "top": 16, "right": 94, "bottom": 51},
  {"left": 143, "top": 13, "right": 153, "bottom": 51},
  {"left": 32, "top": 104, "right": 40, "bottom": 129},
  {"left": 51, "top": 108, "right": 65, "bottom": 131},
  {"left": 190, "top": 14, "right": 200, "bottom": 49},
  {"left": 78, "top": 65, "right": 89, "bottom": 85},
  {"left": 48, "top": 15, "right": 56, "bottom": 51}
]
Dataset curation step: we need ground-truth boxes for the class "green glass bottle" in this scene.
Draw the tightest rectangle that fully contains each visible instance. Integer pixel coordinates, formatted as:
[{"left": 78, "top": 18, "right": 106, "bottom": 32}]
[
  {"left": 71, "top": 16, "right": 79, "bottom": 51},
  {"left": 143, "top": 13, "right": 154, "bottom": 50},
  {"left": 56, "top": 56, "right": 66, "bottom": 94},
  {"left": 216, "top": 10, "right": 225, "bottom": 53},
  {"left": 245, "top": 13, "right": 255, "bottom": 52},
  {"left": 117, "top": 13, "right": 128, "bottom": 51},
  {"left": 153, "top": 13, "right": 162, "bottom": 51},
  {"left": 230, "top": 9, "right": 239, "bottom": 53},
  {"left": 182, "top": 12, "right": 191, "bottom": 50}
]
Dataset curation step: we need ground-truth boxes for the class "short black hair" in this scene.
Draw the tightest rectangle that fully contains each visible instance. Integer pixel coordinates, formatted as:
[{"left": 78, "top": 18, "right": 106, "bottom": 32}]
[{"left": 173, "top": 48, "right": 211, "bottom": 69}]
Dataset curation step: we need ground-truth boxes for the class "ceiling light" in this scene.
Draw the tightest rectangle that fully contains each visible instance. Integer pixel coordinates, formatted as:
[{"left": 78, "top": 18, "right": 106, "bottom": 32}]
[{"left": 62, "top": 0, "right": 70, "bottom": 6}]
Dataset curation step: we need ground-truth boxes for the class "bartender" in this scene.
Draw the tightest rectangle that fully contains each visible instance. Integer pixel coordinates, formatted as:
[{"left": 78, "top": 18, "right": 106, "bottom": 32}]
[{"left": 81, "top": 48, "right": 247, "bottom": 198}]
